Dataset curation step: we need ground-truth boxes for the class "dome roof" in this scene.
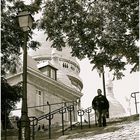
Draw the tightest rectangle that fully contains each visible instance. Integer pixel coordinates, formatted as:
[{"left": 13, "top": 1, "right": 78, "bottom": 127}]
[
  {"left": 16, "top": 54, "right": 39, "bottom": 71},
  {"left": 28, "top": 43, "right": 52, "bottom": 59},
  {"left": 27, "top": 55, "right": 39, "bottom": 71},
  {"left": 28, "top": 31, "right": 83, "bottom": 91},
  {"left": 28, "top": 31, "right": 52, "bottom": 58},
  {"left": 28, "top": 31, "right": 80, "bottom": 68},
  {"left": 57, "top": 69, "right": 73, "bottom": 88}
]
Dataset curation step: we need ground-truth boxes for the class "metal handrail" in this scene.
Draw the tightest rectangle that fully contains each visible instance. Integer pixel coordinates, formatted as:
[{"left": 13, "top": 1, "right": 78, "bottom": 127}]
[
  {"left": 37, "top": 106, "right": 68, "bottom": 121},
  {"left": 131, "top": 91, "right": 139, "bottom": 114},
  {"left": 28, "top": 102, "right": 78, "bottom": 139},
  {"left": 30, "top": 102, "right": 77, "bottom": 122},
  {"left": 15, "top": 101, "right": 95, "bottom": 140}
]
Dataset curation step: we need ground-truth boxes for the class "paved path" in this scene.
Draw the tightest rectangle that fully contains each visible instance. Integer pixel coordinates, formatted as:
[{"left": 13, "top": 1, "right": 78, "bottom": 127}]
[{"left": 58, "top": 120, "right": 139, "bottom": 140}]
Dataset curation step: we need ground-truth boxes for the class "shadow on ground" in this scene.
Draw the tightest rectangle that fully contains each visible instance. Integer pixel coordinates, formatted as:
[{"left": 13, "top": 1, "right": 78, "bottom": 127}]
[{"left": 1, "top": 114, "right": 139, "bottom": 140}]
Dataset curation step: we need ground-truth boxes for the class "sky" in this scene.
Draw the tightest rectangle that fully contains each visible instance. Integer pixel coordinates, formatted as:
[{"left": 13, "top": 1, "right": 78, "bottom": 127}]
[{"left": 78, "top": 58, "right": 139, "bottom": 115}]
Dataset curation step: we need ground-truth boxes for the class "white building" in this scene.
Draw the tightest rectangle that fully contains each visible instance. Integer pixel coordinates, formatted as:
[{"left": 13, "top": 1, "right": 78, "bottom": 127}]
[
  {"left": 7, "top": 38, "right": 83, "bottom": 126},
  {"left": 106, "top": 78, "right": 126, "bottom": 118}
]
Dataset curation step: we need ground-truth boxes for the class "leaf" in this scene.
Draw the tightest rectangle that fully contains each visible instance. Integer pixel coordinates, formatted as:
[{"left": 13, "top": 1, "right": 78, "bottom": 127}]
[{"left": 40, "top": 0, "right": 138, "bottom": 79}]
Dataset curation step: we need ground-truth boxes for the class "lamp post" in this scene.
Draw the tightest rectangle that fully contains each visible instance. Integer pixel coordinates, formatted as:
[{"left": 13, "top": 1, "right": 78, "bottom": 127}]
[
  {"left": 102, "top": 65, "right": 106, "bottom": 97},
  {"left": 17, "top": 11, "right": 33, "bottom": 140},
  {"left": 97, "top": 65, "right": 106, "bottom": 97}
]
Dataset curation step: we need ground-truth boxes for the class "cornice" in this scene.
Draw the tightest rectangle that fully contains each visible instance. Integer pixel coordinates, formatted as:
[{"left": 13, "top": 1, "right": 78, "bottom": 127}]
[
  {"left": 27, "top": 67, "right": 83, "bottom": 98},
  {"left": 32, "top": 56, "right": 80, "bottom": 72},
  {"left": 7, "top": 67, "right": 83, "bottom": 99}
]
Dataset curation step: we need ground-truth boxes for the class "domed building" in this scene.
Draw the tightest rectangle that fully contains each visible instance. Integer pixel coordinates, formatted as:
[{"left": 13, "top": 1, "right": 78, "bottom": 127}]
[
  {"left": 106, "top": 78, "right": 126, "bottom": 118},
  {"left": 29, "top": 43, "right": 83, "bottom": 92},
  {"left": 7, "top": 34, "right": 83, "bottom": 127}
]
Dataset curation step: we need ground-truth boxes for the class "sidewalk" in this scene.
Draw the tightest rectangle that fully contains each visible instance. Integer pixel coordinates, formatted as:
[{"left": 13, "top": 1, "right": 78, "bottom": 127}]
[
  {"left": 59, "top": 120, "right": 139, "bottom": 140},
  {"left": 2, "top": 115, "right": 139, "bottom": 140}
]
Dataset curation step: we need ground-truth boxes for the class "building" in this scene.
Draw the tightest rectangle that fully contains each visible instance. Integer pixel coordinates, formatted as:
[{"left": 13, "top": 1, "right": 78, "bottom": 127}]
[
  {"left": 7, "top": 38, "right": 83, "bottom": 127},
  {"left": 106, "top": 77, "right": 126, "bottom": 118}
]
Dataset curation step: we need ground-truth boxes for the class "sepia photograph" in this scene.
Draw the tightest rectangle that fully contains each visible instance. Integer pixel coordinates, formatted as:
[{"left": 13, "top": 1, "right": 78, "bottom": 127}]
[{"left": 1, "top": 0, "right": 139, "bottom": 139}]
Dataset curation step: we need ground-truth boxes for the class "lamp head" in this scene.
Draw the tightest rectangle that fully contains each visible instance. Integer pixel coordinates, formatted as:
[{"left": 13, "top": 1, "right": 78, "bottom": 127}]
[{"left": 17, "top": 11, "right": 34, "bottom": 32}]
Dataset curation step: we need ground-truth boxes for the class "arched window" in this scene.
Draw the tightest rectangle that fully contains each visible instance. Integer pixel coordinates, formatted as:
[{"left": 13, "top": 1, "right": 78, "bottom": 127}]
[{"left": 63, "top": 63, "right": 69, "bottom": 68}]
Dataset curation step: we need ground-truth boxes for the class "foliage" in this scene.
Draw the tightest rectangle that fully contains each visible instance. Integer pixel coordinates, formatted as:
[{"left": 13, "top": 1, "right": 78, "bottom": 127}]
[
  {"left": 1, "top": 0, "right": 42, "bottom": 75},
  {"left": 40, "top": 0, "right": 139, "bottom": 79},
  {"left": 1, "top": 78, "right": 22, "bottom": 129}
]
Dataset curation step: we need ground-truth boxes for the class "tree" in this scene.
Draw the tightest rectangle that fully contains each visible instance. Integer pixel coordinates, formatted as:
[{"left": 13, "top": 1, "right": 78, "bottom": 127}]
[
  {"left": 40, "top": 0, "right": 139, "bottom": 79},
  {"left": 1, "top": 0, "right": 42, "bottom": 75},
  {"left": 1, "top": 78, "right": 22, "bottom": 129},
  {"left": 1, "top": 0, "right": 42, "bottom": 129}
]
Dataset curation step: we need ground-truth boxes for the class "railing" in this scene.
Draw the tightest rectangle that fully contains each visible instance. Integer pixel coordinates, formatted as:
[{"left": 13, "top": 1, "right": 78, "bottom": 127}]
[
  {"left": 27, "top": 92, "right": 139, "bottom": 139},
  {"left": 131, "top": 92, "right": 139, "bottom": 114},
  {"left": 27, "top": 101, "right": 79, "bottom": 139},
  {"left": 6, "top": 101, "right": 94, "bottom": 140},
  {"left": 26, "top": 102, "right": 94, "bottom": 140}
]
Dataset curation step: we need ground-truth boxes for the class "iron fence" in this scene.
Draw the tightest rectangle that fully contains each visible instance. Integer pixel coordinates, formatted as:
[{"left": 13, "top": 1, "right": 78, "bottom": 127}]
[
  {"left": 131, "top": 92, "right": 139, "bottom": 114},
  {"left": 3, "top": 101, "right": 97, "bottom": 140}
]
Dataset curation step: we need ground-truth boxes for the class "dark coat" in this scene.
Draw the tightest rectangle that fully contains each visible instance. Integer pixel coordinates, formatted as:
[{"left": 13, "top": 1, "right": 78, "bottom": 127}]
[{"left": 92, "top": 95, "right": 109, "bottom": 111}]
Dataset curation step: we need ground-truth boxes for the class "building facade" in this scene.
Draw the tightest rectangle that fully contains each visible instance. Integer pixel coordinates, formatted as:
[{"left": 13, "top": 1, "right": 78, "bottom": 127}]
[
  {"left": 7, "top": 39, "right": 83, "bottom": 127},
  {"left": 106, "top": 78, "right": 126, "bottom": 118}
]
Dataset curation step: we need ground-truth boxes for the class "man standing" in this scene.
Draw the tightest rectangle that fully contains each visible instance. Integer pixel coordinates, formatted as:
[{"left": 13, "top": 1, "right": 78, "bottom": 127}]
[{"left": 92, "top": 89, "right": 109, "bottom": 127}]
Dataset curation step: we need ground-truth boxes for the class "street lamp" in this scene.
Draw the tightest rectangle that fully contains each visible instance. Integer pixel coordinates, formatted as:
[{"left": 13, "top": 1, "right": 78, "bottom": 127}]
[
  {"left": 102, "top": 65, "right": 106, "bottom": 97},
  {"left": 17, "top": 11, "right": 33, "bottom": 140},
  {"left": 18, "top": 11, "right": 33, "bottom": 31}
]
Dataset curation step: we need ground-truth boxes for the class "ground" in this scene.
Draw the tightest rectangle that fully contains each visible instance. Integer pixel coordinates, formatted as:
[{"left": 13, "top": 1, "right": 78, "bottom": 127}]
[
  {"left": 60, "top": 120, "right": 139, "bottom": 140},
  {"left": 1, "top": 114, "right": 139, "bottom": 140}
]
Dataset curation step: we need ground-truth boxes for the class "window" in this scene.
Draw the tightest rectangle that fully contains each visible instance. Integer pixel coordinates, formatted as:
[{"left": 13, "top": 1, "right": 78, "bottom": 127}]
[
  {"left": 36, "top": 90, "right": 44, "bottom": 112},
  {"left": 63, "top": 63, "right": 68, "bottom": 68},
  {"left": 45, "top": 66, "right": 57, "bottom": 80},
  {"left": 71, "top": 65, "right": 75, "bottom": 71},
  {"left": 50, "top": 69, "right": 55, "bottom": 79},
  {"left": 45, "top": 69, "right": 49, "bottom": 77}
]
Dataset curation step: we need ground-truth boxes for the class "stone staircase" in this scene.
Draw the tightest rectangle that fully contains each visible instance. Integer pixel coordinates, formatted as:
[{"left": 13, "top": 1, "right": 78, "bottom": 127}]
[{"left": 1, "top": 114, "right": 139, "bottom": 140}]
